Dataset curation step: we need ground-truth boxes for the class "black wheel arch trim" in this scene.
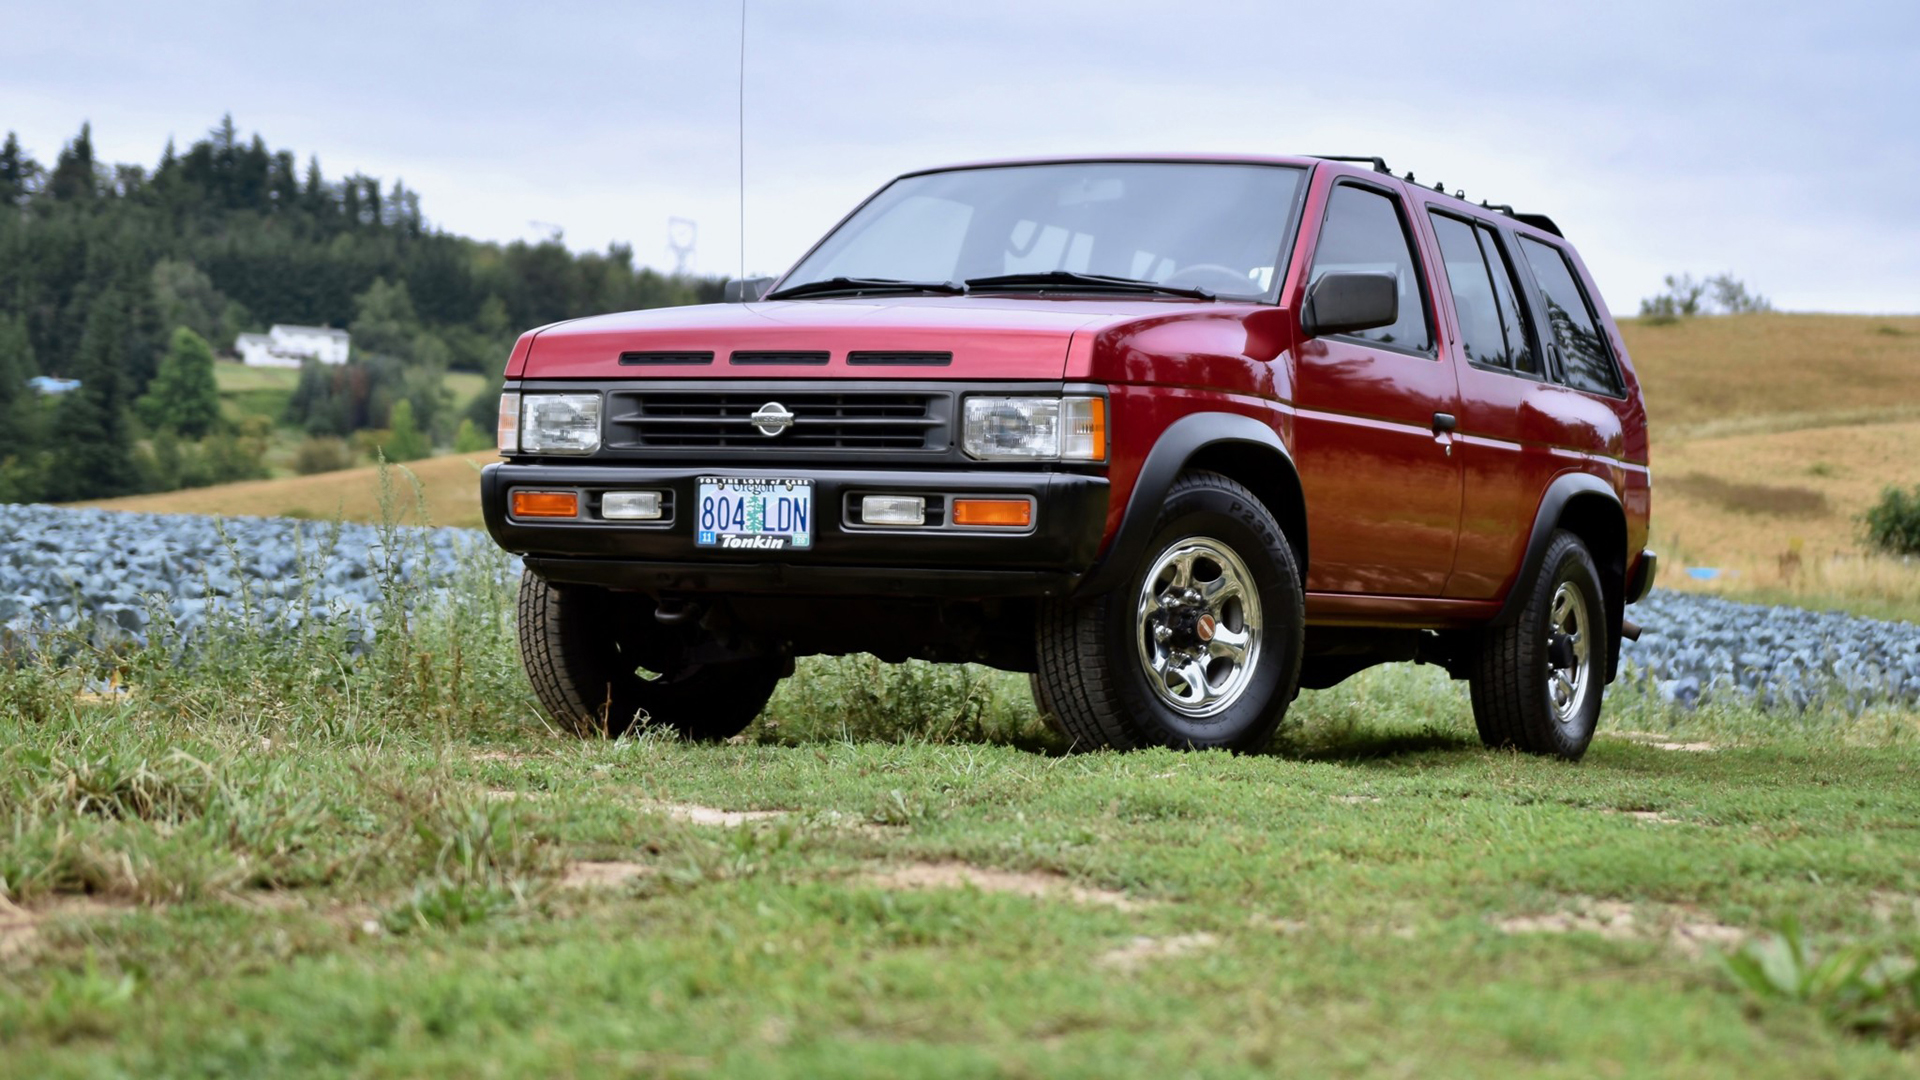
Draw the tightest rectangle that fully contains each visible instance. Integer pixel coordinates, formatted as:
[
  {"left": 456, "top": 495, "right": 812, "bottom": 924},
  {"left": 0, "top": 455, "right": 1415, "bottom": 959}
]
[
  {"left": 1493, "top": 471, "right": 1628, "bottom": 681},
  {"left": 1075, "top": 411, "right": 1303, "bottom": 597}
]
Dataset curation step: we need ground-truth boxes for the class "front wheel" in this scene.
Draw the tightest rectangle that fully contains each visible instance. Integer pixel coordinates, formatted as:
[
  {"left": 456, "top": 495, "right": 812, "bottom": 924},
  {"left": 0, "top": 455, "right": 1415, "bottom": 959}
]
[
  {"left": 1035, "top": 471, "right": 1304, "bottom": 752},
  {"left": 1468, "top": 530, "right": 1607, "bottom": 759},
  {"left": 516, "top": 572, "right": 782, "bottom": 740}
]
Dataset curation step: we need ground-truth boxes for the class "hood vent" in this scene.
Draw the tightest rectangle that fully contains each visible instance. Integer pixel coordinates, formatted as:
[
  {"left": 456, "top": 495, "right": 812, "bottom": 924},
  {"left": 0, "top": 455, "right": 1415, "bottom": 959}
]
[
  {"left": 619, "top": 351, "right": 713, "bottom": 366},
  {"left": 846, "top": 351, "right": 953, "bottom": 367},
  {"left": 730, "top": 351, "right": 830, "bottom": 366}
]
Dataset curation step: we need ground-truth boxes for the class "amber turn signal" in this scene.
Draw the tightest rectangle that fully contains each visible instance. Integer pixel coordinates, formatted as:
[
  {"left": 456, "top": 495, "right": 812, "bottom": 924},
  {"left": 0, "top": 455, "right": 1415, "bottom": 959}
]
[
  {"left": 511, "top": 490, "right": 580, "bottom": 518},
  {"left": 951, "top": 498, "right": 1033, "bottom": 528}
]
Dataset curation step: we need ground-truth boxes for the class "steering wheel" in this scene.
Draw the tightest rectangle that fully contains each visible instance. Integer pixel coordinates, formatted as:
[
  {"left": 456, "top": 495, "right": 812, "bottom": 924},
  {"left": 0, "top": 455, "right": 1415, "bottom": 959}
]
[{"left": 1162, "top": 263, "right": 1260, "bottom": 295}]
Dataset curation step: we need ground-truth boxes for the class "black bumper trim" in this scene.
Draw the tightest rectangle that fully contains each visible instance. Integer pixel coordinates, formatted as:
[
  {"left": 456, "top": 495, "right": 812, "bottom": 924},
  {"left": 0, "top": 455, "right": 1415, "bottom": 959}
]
[{"left": 483, "top": 462, "right": 1109, "bottom": 597}]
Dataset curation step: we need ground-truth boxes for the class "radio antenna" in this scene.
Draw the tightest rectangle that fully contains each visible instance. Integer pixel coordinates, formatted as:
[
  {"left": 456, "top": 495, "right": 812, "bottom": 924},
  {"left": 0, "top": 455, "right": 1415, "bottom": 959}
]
[{"left": 738, "top": 0, "right": 747, "bottom": 287}]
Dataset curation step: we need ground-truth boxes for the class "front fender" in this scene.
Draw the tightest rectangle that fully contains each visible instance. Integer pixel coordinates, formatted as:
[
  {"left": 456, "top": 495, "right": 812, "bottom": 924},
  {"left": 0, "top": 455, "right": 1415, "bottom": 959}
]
[{"left": 1074, "top": 412, "right": 1298, "bottom": 597}]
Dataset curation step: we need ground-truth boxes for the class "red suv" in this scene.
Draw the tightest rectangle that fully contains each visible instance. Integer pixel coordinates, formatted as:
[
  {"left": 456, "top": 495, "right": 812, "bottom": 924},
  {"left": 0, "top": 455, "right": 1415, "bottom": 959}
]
[{"left": 482, "top": 155, "right": 1654, "bottom": 760}]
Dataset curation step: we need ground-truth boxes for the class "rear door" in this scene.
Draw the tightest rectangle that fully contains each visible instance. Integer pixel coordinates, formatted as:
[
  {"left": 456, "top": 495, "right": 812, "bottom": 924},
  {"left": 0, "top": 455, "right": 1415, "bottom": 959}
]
[{"left": 1290, "top": 176, "right": 1463, "bottom": 596}]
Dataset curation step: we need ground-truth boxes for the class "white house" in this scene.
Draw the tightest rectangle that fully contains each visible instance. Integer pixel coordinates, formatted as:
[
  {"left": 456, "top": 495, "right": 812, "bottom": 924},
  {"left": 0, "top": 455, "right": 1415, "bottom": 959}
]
[{"left": 235, "top": 324, "right": 352, "bottom": 368}]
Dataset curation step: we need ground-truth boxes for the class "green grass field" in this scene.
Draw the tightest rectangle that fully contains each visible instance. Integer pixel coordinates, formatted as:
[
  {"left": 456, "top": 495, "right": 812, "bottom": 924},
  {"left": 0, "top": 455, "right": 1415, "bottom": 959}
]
[{"left": 3, "top": 531, "right": 1917, "bottom": 1076}]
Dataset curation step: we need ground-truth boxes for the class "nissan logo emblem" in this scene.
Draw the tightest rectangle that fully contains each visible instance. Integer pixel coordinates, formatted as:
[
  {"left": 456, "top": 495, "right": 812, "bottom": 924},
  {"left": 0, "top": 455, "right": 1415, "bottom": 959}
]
[{"left": 751, "top": 401, "right": 795, "bottom": 436}]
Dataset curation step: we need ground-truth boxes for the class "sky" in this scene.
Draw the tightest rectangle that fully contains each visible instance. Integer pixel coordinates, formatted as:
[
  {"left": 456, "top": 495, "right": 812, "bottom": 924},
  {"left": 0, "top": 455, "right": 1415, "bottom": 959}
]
[{"left": 3, "top": 0, "right": 1917, "bottom": 314}]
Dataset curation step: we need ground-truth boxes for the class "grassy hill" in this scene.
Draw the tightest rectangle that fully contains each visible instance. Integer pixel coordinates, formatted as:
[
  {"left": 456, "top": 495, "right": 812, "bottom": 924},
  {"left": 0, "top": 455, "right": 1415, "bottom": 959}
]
[
  {"left": 1621, "top": 313, "right": 1920, "bottom": 620},
  {"left": 85, "top": 451, "right": 496, "bottom": 528},
  {"left": 82, "top": 314, "right": 1920, "bottom": 618}
]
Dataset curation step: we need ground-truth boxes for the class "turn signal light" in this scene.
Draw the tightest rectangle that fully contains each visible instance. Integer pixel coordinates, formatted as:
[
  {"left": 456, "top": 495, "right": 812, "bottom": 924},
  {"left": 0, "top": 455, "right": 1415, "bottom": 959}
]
[
  {"left": 512, "top": 490, "right": 580, "bottom": 518},
  {"left": 952, "top": 498, "right": 1033, "bottom": 528}
]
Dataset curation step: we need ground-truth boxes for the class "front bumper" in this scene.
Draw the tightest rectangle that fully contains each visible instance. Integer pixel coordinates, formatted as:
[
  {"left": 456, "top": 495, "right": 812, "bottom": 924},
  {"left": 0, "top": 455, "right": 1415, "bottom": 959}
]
[{"left": 481, "top": 462, "right": 1109, "bottom": 598}]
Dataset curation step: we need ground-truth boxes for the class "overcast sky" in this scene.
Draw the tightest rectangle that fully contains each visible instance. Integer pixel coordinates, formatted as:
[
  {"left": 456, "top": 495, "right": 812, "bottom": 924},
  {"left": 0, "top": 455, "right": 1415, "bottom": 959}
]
[{"left": 3, "top": 0, "right": 1916, "bottom": 313}]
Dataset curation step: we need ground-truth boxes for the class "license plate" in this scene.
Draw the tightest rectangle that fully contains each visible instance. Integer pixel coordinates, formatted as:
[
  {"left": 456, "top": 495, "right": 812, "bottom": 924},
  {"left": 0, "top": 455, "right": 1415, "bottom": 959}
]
[{"left": 695, "top": 477, "right": 813, "bottom": 550}]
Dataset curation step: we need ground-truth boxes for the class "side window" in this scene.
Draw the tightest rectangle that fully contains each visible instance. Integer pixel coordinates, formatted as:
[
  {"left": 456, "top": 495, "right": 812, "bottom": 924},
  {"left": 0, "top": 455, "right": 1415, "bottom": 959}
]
[
  {"left": 1309, "top": 185, "right": 1433, "bottom": 353},
  {"left": 1428, "top": 213, "right": 1512, "bottom": 370},
  {"left": 1476, "top": 225, "right": 1538, "bottom": 376},
  {"left": 1519, "top": 236, "right": 1622, "bottom": 396}
]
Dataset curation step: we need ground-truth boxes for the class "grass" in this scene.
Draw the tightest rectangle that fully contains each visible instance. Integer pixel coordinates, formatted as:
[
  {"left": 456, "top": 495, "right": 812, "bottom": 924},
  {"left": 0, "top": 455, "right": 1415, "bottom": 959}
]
[{"left": 3, "top": 514, "right": 1919, "bottom": 1075}]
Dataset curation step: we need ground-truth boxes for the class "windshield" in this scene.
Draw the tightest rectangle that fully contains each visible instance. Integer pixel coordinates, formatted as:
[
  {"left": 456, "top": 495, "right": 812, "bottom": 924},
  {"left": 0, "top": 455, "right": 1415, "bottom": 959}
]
[{"left": 780, "top": 162, "right": 1306, "bottom": 302}]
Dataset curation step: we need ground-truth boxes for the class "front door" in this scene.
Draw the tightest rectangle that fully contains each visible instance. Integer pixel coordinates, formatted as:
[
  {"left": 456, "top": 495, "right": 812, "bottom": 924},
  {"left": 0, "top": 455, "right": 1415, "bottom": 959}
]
[{"left": 1291, "top": 178, "right": 1463, "bottom": 596}]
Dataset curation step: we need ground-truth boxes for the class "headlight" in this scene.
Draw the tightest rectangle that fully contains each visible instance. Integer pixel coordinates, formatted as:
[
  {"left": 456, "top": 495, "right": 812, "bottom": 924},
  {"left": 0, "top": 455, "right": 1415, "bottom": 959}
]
[
  {"left": 520, "top": 393, "right": 602, "bottom": 454},
  {"left": 962, "top": 396, "right": 1106, "bottom": 462}
]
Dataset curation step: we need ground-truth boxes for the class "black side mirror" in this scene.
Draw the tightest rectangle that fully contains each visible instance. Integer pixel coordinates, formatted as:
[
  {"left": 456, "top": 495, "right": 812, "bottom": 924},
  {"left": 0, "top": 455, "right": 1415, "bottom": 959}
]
[
  {"left": 723, "top": 277, "right": 775, "bottom": 303},
  {"left": 1301, "top": 271, "right": 1398, "bottom": 338}
]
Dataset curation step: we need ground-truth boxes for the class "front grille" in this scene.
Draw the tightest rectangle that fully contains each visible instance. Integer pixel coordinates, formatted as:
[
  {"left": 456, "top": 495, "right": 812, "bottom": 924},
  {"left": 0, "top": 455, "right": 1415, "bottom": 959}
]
[{"left": 606, "top": 389, "right": 951, "bottom": 451}]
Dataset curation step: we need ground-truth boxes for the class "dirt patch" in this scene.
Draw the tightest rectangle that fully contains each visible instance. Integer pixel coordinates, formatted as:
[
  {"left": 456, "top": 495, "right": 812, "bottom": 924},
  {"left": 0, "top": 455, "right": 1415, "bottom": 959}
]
[
  {"left": 645, "top": 802, "right": 787, "bottom": 827},
  {"left": 485, "top": 788, "right": 545, "bottom": 802},
  {"left": 0, "top": 895, "right": 132, "bottom": 961},
  {"left": 1097, "top": 933, "right": 1219, "bottom": 972},
  {"left": 560, "top": 861, "right": 657, "bottom": 890},
  {"left": 472, "top": 750, "right": 541, "bottom": 764},
  {"left": 1331, "top": 794, "right": 1381, "bottom": 805},
  {"left": 1496, "top": 898, "right": 1743, "bottom": 956},
  {"left": 869, "top": 862, "right": 1147, "bottom": 911},
  {"left": 1603, "top": 808, "right": 1683, "bottom": 824},
  {"left": 0, "top": 896, "right": 36, "bottom": 960},
  {"left": 1612, "top": 732, "right": 1719, "bottom": 752}
]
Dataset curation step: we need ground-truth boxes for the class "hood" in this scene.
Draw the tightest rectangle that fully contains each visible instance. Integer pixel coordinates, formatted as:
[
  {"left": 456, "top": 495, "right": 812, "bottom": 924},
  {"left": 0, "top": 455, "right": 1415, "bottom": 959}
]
[{"left": 510, "top": 295, "right": 1188, "bottom": 381}]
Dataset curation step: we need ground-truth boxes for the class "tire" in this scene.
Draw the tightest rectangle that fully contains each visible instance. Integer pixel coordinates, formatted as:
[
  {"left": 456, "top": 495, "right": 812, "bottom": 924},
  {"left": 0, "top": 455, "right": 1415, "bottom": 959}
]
[
  {"left": 1468, "top": 530, "right": 1606, "bottom": 760},
  {"left": 516, "top": 571, "right": 781, "bottom": 740},
  {"left": 1035, "top": 471, "right": 1304, "bottom": 752}
]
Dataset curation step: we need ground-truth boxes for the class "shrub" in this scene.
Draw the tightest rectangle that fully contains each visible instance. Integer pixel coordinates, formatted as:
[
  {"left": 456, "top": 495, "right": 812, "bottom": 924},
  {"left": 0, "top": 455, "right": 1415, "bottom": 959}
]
[
  {"left": 1864, "top": 484, "right": 1920, "bottom": 557},
  {"left": 292, "top": 436, "right": 356, "bottom": 475}
]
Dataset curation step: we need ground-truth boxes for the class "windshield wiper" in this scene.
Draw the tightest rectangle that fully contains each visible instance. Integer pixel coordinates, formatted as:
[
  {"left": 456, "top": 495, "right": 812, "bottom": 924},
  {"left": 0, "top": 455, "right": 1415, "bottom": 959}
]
[
  {"left": 964, "top": 271, "right": 1216, "bottom": 301},
  {"left": 764, "top": 277, "right": 967, "bottom": 300}
]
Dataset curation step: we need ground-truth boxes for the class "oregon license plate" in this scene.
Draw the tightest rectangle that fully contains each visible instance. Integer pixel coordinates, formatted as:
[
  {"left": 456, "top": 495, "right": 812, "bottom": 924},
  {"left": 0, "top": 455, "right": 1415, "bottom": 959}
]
[{"left": 694, "top": 477, "right": 813, "bottom": 550}]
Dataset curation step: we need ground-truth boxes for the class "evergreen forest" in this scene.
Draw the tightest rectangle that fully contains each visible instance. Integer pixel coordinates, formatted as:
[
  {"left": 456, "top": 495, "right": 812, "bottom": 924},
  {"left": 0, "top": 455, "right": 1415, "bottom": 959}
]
[{"left": 0, "top": 117, "right": 721, "bottom": 502}]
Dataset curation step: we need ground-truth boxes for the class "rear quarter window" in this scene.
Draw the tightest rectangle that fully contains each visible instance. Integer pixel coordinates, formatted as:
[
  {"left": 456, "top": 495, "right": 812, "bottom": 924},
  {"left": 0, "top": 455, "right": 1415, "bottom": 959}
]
[{"left": 1518, "top": 236, "right": 1622, "bottom": 397}]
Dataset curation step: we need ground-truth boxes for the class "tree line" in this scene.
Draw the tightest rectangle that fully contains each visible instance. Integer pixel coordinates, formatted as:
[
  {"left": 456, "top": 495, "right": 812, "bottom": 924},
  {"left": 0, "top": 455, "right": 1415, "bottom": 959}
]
[{"left": 0, "top": 117, "right": 722, "bottom": 502}]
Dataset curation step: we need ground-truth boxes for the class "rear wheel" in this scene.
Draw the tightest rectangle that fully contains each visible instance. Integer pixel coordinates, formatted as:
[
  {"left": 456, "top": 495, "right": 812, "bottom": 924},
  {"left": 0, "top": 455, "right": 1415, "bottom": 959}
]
[
  {"left": 1036, "top": 471, "right": 1304, "bottom": 752},
  {"left": 1468, "top": 530, "right": 1606, "bottom": 759},
  {"left": 516, "top": 571, "right": 781, "bottom": 740}
]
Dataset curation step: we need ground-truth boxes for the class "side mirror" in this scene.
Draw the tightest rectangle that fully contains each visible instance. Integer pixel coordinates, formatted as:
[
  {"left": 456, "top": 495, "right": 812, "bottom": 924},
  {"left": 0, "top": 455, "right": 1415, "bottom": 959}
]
[
  {"left": 723, "top": 277, "right": 775, "bottom": 303},
  {"left": 1301, "top": 272, "right": 1398, "bottom": 338}
]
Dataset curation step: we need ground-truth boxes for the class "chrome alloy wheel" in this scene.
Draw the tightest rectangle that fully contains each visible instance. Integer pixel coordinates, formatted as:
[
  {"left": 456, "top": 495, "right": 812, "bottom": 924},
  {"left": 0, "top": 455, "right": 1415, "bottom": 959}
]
[
  {"left": 1545, "top": 580, "right": 1593, "bottom": 725},
  {"left": 1134, "top": 537, "right": 1263, "bottom": 718}
]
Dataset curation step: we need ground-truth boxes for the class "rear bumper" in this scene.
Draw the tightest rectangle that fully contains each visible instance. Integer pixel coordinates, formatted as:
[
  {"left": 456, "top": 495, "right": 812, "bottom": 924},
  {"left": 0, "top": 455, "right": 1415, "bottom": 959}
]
[
  {"left": 1626, "top": 549, "right": 1658, "bottom": 605},
  {"left": 481, "top": 462, "right": 1109, "bottom": 598}
]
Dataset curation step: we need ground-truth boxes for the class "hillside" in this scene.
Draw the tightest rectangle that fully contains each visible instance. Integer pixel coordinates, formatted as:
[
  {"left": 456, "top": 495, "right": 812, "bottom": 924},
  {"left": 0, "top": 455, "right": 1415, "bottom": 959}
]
[
  {"left": 1619, "top": 313, "right": 1920, "bottom": 620},
  {"left": 86, "top": 451, "right": 496, "bottom": 529},
  {"left": 82, "top": 313, "right": 1920, "bottom": 617}
]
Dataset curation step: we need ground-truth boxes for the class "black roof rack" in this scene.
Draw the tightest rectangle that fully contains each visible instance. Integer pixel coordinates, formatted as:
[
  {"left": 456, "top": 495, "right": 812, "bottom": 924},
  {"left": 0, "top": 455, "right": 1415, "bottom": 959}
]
[
  {"left": 1309, "top": 157, "right": 1566, "bottom": 238},
  {"left": 1309, "top": 155, "right": 1391, "bottom": 174}
]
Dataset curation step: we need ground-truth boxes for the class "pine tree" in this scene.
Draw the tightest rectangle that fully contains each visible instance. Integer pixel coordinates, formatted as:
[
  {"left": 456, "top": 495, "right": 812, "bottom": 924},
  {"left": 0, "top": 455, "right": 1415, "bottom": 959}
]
[
  {"left": 0, "top": 312, "right": 34, "bottom": 408},
  {"left": 137, "top": 326, "right": 221, "bottom": 436},
  {"left": 0, "top": 131, "right": 42, "bottom": 207},
  {"left": 48, "top": 122, "right": 99, "bottom": 202},
  {"left": 45, "top": 288, "right": 140, "bottom": 499}
]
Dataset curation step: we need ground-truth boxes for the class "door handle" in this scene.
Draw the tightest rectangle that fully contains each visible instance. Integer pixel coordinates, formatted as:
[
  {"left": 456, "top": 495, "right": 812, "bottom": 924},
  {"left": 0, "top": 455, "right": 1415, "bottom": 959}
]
[{"left": 1432, "top": 412, "right": 1457, "bottom": 434}]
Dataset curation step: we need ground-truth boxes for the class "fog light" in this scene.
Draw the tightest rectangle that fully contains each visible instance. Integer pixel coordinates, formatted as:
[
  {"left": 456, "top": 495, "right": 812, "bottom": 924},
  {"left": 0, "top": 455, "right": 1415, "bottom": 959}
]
[
  {"left": 952, "top": 498, "right": 1033, "bottom": 528},
  {"left": 602, "top": 491, "right": 664, "bottom": 520},
  {"left": 861, "top": 495, "right": 926, "bottom": 526},
  {"left": 512, "top": 490, "right": 579, "bottom": 518}
]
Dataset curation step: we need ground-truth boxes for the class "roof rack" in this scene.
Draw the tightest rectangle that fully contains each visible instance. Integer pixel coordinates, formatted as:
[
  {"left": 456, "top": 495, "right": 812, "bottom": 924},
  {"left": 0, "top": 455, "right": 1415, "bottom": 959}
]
[
  {"left": 1309, "top": 157, "right": 1566, "bottom": 238},
  {"left": 1309, "top": 155, "right": 1391, "bottom": 174}
]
